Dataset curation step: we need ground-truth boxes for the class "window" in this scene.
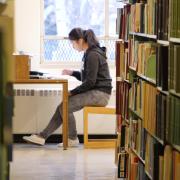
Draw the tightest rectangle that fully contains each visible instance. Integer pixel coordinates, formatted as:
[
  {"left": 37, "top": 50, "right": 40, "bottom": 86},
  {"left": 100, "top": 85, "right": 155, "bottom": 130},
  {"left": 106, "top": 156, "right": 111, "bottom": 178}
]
[{"left": 41, "top": 0, "right": 123, "bottom": 63}]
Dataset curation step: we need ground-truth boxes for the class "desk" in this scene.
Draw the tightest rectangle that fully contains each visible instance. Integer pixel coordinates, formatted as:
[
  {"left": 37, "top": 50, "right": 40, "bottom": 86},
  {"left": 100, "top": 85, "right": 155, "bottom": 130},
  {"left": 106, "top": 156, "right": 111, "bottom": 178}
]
[{"left": 14, "top": 79, "right": 68, "bottom": 150}]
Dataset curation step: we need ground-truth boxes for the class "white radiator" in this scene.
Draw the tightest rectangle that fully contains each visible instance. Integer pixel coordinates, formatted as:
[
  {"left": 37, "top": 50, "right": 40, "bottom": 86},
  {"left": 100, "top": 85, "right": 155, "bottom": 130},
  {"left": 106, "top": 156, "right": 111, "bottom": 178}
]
[{"left": 13, "top": 86, "right": 116, "bottom": 135}]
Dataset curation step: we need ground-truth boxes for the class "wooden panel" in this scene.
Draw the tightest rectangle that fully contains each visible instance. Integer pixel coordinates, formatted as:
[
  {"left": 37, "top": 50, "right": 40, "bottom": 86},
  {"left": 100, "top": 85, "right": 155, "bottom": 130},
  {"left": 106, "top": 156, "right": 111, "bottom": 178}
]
[{"left": 14, "top": 55, "right": 30, "bottom": 80}]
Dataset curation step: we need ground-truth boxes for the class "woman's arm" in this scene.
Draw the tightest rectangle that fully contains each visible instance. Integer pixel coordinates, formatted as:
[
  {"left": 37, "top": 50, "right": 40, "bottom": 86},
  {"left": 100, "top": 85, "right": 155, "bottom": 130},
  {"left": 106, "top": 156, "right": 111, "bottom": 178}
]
[
  {"left": 70, "top": 53, "right": 99, "bottom": 95},
  {"left": 62, "top": 69, "right": 81, "bottom": 81}
]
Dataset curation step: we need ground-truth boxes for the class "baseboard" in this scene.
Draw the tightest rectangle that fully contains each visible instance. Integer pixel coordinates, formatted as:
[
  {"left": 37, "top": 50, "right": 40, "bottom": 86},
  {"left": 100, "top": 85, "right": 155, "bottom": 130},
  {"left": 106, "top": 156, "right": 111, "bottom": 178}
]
[{"left": 13, "top": 134, "right": 117, "bottom": 144}]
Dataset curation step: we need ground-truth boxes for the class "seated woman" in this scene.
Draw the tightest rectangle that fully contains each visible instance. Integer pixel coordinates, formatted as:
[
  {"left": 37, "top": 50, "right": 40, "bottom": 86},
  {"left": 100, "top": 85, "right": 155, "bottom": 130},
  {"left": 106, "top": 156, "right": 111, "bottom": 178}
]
[{"left": 23, "top": 27, "right": 112, "bottom": 147}]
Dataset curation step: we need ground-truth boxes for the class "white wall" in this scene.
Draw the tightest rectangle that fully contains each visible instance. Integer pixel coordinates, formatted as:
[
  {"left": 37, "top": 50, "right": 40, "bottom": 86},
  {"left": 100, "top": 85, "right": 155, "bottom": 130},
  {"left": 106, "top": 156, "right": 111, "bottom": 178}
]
[{"left": 14, "top": 0, "right": 41, "bottom": 70}]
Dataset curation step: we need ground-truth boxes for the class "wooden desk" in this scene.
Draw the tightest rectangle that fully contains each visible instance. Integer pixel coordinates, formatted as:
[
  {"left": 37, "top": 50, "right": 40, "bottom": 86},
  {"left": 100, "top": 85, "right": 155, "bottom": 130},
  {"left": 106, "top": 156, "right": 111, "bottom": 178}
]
[{"left": 14, "top": 79, "right": 68, "bottom": 150}]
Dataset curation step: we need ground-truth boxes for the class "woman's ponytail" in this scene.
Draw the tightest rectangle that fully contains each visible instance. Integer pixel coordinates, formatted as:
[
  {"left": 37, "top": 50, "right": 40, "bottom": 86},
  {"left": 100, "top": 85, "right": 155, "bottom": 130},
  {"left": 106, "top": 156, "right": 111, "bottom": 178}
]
[
  {"left": 68, "top": 28, "right": 99, "bottom": 48},
  {"left": 83, "top": 29, "right": 100, "bottom": 48}
]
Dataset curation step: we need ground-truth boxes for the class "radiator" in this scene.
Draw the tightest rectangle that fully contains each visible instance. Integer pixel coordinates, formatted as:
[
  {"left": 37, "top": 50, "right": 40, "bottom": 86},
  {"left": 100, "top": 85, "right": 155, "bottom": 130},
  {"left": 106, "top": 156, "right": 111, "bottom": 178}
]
[{"left": 13, "top": 86, "right": 116, "bottom": 135}]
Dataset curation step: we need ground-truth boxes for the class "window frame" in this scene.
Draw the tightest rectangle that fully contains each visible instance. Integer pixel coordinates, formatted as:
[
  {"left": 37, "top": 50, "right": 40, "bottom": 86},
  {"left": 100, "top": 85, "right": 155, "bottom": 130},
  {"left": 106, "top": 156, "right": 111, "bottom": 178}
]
[{"left": 40, "top": 0, "right": 118, "bottom": 67}]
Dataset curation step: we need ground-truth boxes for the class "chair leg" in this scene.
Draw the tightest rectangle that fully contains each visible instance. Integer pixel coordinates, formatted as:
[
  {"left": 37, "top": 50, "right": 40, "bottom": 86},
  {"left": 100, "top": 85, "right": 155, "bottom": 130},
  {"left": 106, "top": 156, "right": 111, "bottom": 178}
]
[{"left": 84, "top": 108, "right": 88, "bottom": 147}]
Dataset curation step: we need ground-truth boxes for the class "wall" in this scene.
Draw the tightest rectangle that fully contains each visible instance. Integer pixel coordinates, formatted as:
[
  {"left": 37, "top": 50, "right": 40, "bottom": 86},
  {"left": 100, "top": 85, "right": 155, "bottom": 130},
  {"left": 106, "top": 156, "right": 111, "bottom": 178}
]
[{"left": 14, "top": 0, "right": 41, "bottom": 70}]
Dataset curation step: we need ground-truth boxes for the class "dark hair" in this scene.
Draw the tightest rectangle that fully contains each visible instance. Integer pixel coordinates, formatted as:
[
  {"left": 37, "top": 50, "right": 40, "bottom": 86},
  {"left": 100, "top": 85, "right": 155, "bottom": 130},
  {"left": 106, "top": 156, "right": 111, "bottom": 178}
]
[{"left": 68, "top": 28, "right": 100, "bottom": 48}]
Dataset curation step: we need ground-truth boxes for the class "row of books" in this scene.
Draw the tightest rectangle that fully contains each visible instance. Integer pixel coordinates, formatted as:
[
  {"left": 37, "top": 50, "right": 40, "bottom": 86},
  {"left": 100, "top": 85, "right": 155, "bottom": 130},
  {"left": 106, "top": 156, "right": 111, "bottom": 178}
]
[
  {"left": 129, "top": 156, "right": 148, "bottom": 180},
  {"left": 145, "top": 134, "right": 164, "bottom": 179},
  {"left": 117, "top": 0, "right": 179, "bottom": 40},
  {"left": 129, "top": 39, "right": 156, "bottom": 81},
  {"left": 117, "top": 40, "right": 180, "bottom": 94},
  {"left": 166, "top": 95, "right": 180, "bottom": 146},
  {"left": 116, "top": 81, "right": 130, "bottom": 120},
  {"left": 128, "top": 145, "right": 180, "bottom": 180},
  {"left": 169, "top": 44, "right": 180, "bottom": 93},
  {"left": 170, "top": 0, "right": 180, "bottom": 38},
  {"left": 119, "top": 123, "right": 180, "bottom": 180},
  {"left": 116, "top": 5, "right": 130, "bottom": 40},
  {"left": 130, "top": 118, "right": 146, "bottom": 161},
  {"left": 116, "top": 41, "right": 129, "bottom": 79},
  {"left": 163, "top": 145, "right": 180, "bottom": 180},
  {"left": 156, "top": 0, "right": 169, "bottom": 40},
  {"left": 129, "top": 0, "right": 157, "bottom": 35}
]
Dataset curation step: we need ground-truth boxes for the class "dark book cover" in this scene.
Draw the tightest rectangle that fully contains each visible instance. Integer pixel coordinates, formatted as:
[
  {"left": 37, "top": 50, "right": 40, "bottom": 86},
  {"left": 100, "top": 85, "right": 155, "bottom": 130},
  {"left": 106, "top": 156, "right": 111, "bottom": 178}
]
[
  {"left": 153, "top": 143, "right": 164, "bottom": 180},
  {"left": 161, "top": 46, "right": 168, "bottom": 91},
  {"left": 174, "top": 45, "right": 180, "bottom": 93}
]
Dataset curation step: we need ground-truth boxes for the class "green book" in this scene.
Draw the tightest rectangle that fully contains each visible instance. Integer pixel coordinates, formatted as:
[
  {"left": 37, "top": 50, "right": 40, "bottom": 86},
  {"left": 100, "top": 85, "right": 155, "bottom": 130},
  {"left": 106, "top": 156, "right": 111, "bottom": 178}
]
[
  {"left": 171, "top": 96, "right": 175, "bottom": 144},
  {"left": 170, "top": 0, "right": 176, "bottom": 37},
  {"left": 145, "top": 43, "right": 156, "bottom": 81},
  {"left": 146, "top": 54, "right": 156, "bottom": 81},
  {"left": 174, "top": 0, "right": 178, "bottom": 37},
  {"left": 178, "top": 0, "right": 180, "bottom": 38}
]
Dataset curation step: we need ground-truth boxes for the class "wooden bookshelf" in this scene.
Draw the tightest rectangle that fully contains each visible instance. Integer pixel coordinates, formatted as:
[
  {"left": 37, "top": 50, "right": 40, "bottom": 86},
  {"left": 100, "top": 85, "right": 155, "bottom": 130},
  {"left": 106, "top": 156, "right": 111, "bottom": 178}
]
[
  {"left": 129, "top": 32, "right": 157, "bottom": 39},
  {"left": 157, "top": 87, "right": 169, "bottom": 96},
  {"left": 145, "top": 170, "right": 153, "bottom": 180},
  {"left": 115, "top": 0, "right": 180, "bottom": 179},
  {"left": 136, "top": 73, "right": 156, "bottom": 86},
  {"left": 170, "top": 38, "right": 180, "bottom": 44},
  {"left": 157, "top": 40, "right": 170, "bottom": 46},
  {"left": 169, "top": 90, "right": 180, "bottom": 98},
  {"left": 129, "top": 108, "right": 143, "bottom": 120},
  {"left": 145, "top": 129, "right": 164, "bottom": 146},
  {"left": 131, "top": 148, "right": 145, "bottom": 165}
]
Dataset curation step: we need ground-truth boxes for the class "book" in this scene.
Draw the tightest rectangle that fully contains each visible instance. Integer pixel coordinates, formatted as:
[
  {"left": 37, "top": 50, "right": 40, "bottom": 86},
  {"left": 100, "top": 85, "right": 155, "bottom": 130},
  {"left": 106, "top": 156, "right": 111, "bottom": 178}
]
[
  {"left": 157, "top": 0, "right": 169, "bottom": 40},
  {"left": 168, "top": 44, "right": 175, "bottom": 90},
  {"left": 159, "top": 155, "right": 164, "bottom": 180},
  {"left": 156, "top": 45, "right": 168, "bottom": 91},
  {"left": 163, "top": 145, "right": 173, "bottom": 180},
  {"left": 129, "top": 153, "right": 138, "bottom": 180},
  {"left": 170, "top": 0, "right": 180, "bottom": 38},
  {"left": 156, "top": 93, "right": 167, "bottom": 141},
  {"left": 129, "top": 40, "right": 157, "bottom": 81},
  {"left": 117, "top": 4, "right": 131, "bottom": 40},
  {"left": 167, "top": 96, "right": 180, "bottom": 146},
  {"left": 173, "top": 151, "right": 180, "bottom": 180},
  {"left": 174, "top": 45, "right": 180, "bottom": 93},
  {"left": 118, "top": 152, "right": 128, "bottom": 178}
]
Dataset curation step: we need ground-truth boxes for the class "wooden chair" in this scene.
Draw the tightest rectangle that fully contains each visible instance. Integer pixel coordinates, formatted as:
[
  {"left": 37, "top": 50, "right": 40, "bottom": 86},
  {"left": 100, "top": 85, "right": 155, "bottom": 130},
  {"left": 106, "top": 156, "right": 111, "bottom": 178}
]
[{"left": 83, "top": 106, "right": 116, "bottom": 148}]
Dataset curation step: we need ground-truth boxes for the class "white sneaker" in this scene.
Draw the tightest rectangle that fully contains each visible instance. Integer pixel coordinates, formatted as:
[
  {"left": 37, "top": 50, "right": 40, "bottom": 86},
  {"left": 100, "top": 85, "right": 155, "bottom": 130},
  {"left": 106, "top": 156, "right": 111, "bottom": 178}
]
[
  {"left": 23, "top": 134, "right": 45, "bottom": 146},
  {"left": 58, "top": 138, "right": 80, "bottom": 147}
]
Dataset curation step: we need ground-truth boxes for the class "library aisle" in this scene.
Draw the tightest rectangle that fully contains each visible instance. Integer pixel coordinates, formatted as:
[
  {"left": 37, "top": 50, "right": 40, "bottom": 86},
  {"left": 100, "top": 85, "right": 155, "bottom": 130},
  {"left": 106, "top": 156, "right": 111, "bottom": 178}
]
[{"left": 10, "top": 144, "right": 117, "bottom": 180}]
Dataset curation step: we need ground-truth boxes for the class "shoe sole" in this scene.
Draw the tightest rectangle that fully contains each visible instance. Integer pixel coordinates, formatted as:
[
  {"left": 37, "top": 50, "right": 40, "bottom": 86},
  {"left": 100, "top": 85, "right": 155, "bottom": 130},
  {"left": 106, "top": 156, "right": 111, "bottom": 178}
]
[{"left": 23, "top": 137, "right": 44, "bottom": 146}]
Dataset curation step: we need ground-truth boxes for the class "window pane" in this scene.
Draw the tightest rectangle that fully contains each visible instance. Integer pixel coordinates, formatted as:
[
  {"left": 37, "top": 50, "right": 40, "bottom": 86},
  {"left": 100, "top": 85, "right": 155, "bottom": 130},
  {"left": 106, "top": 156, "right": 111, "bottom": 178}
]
[
  {"left": 109, "top": 0, "right": 124, "bottom": 36},
  {"left": 44, "top": 0, "right": 105, "bottom": 36},
  {"left": 44, "top": 39, "right": 83, "bottom": 61},
  {"left": 43, "top": 38, "right": 116, "bottom": 62}
]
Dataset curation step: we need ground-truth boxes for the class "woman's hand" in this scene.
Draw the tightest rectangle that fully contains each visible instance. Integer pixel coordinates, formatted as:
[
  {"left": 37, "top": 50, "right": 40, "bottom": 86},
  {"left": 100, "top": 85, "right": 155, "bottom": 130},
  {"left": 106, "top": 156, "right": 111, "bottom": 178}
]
[{"left": 62, "top": 69, "right": 73, "bottom": 76}]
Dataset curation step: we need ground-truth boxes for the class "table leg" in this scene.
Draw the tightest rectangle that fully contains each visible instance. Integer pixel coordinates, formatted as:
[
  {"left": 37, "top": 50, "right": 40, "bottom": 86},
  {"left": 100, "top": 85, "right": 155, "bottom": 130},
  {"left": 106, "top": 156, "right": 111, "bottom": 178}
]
[{"left": 62, "top": 82, "right": 68, "bottom": 150}]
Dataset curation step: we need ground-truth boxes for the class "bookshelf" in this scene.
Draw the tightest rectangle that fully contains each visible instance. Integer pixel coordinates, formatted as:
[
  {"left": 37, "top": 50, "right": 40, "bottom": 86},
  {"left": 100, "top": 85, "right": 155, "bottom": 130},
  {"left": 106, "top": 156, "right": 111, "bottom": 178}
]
[
  {"left": 0, "top": 1, "right": 14, "bottom": 180},
  {"left": 115, "top": 0, "right": 180, "bottom": 179}
]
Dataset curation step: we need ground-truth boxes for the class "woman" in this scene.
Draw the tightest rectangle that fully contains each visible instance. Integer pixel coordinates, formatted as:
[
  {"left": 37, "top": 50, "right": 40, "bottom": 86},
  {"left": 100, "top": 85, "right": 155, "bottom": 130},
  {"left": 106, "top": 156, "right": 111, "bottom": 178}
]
[{"left": 23, "top": 28, "right": 112, "bottom": 147}]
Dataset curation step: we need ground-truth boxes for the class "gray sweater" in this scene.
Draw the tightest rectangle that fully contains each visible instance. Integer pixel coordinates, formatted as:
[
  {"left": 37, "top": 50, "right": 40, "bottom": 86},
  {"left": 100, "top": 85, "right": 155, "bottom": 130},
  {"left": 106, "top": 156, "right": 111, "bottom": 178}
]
[{"left": 70, "top": 46, "right": 112, "bottom": 95}]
